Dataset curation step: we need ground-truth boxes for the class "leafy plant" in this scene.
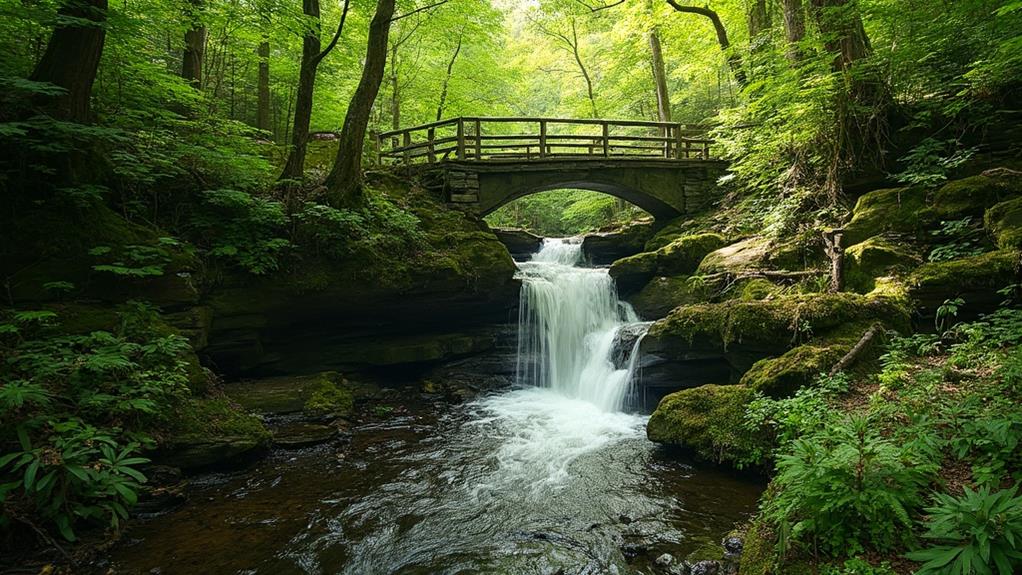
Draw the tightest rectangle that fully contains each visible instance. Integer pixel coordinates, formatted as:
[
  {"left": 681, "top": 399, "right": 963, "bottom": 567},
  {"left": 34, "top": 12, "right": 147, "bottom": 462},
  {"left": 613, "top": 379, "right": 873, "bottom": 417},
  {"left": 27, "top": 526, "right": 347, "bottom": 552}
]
[
  {"left": 893, "top": 138, "right": 977, "bottom": 188},
  {"left": 906, "top": 485, "right": 1022, "bottom": 575},
  {"left": 188, "top": 189, "right": 291, "bottom": 275},
  {"left": 936, "top": 297, "right": 965, "bottom": 334},
  {"left": 928, "top": 217, "right": 985, "bottom": 263}
]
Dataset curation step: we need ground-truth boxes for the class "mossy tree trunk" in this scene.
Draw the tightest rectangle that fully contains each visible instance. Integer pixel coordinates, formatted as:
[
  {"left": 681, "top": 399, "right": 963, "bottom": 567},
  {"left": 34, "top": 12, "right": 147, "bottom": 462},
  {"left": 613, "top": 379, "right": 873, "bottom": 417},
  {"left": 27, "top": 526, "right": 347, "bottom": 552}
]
[
  {"left": 649, "top": 28, "right": 671, "bottom": 123},
  {"left": 182, "top": 0, "right": 206, "bottom": 89},
  {"left": 781, "top": 0, "right": 806, "bottom": 62},
  {"left": 257, "top": 36, "right": 271, "bottom": 132},
  {"left": 324, "top": 0, "right": 396, "bottom": 206}
]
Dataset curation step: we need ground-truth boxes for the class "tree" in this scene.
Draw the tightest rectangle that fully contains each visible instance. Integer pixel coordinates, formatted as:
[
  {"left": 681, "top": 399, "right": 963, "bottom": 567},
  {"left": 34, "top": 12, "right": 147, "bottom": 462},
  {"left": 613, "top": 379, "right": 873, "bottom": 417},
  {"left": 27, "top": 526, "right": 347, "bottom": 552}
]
[
  {"left": 648, "top": 27, "right": 671, "bottom": 122},
  {"left": 781, "top": 0, "right": 806, "bottom": 62},
  {"left": 182, "top": 0, "right": 206, "bottom": 88},
  {"left": 28, "top": 0, "right": 109, "bottom": 123},
  {"left": 324, "top": 0, "right": 397, "bottom": 204},
  {"left": 257, "top": 36, "right": 271, "bottom": 132},
  {"left": 279, "top": 0, "right": 351, "bottom": 182},
  {"left": 665, "top": 0, "right": 746, "bottom": 86},
  {"left": 532, "top": 16, "right": 600, "bottom": 117},
  {"left": 435, "top": 34, "right": 462, "bottom": 121}
]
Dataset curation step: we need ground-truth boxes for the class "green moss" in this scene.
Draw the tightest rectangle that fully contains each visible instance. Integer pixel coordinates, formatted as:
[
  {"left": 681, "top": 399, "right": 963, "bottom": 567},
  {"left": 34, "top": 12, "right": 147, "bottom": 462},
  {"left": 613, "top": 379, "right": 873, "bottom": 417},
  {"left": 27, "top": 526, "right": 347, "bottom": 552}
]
[
  {"left": 739, "top": 278, "right": 781, "bottom": 301},
  {"left": 629, "top": 275, "right": 711, "bottom": 318},
  {"left": 608, "top": 251, "right": 659, "bottom": 293},
  {"left": 655, "top": 233, "right": 728, "bottom": 276},
  {"left": 647, "top": 292, "right": 909, "bottom": 351},
  {"left": 985, "top": 197, "right": 1022, "bottom": 249},
  {"left": 909, "top": 249, "right": 1019, "bottom": 292},
  {"left": 844, "top": 235, "right": 923, "bottom": 293},
  {"left": 165, "top": 398, "right": 270, "bottom": 443},
  {"left": 643, "top": 213, "right": 717, "bottom": 252},
  {"left": 740, "top": 343, "right": 849, "bottom": 398},
  {"left": 932, "top": 175, "right": 1019, "bottom": 219},
  {"left": 646, "top": 384, "right": 765, "bottom": 465},
  {"left": 737, "top": 519, "right": 778, "bottom": 575},
  {"left": 697, "top": 236, "right": 809, "bottom": 275},
  {"left": 842, "top": 187, "right": 932, "bottom": 246},
  {"left": 304, "top": 376, "right": 355, "bottom": 416}
]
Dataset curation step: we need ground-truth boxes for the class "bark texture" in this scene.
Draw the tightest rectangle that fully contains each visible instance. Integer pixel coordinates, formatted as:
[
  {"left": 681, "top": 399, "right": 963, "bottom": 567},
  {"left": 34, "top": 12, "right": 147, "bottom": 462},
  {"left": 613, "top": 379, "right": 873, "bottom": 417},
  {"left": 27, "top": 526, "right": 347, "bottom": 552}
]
[{"left": 649, "top": 28, "right": 671, "bottom": 123}]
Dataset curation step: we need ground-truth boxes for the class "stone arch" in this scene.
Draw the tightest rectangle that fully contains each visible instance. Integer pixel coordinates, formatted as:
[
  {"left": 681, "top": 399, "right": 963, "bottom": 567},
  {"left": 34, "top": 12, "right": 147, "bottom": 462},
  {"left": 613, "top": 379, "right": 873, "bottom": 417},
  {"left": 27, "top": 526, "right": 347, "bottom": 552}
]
[{"left": 480, "top": 180, "right": 679, "bottom": 221}]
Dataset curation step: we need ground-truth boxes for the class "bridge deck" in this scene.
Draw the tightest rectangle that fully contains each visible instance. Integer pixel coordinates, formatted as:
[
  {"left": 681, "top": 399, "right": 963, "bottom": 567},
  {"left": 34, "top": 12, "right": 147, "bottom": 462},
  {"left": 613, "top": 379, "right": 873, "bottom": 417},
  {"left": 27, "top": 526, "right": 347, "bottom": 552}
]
[{"left": 375, "top": 117, "right": 715, "bottom": 165}]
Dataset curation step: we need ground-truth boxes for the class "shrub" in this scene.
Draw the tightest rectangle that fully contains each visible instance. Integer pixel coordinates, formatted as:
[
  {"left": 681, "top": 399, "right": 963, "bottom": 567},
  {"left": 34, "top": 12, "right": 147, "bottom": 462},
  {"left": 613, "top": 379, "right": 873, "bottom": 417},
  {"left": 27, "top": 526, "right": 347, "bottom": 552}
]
[{"left": 906, "top": 485, "right": 1022, "bottom": 575}]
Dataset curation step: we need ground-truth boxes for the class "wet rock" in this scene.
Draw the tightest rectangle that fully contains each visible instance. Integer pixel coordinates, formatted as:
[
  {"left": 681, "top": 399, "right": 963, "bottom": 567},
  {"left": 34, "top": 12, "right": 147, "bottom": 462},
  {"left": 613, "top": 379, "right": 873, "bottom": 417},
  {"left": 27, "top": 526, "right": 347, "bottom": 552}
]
[
  {"left": 655, "top": 553, "right": 674, "bottom": 567},
  {"left": 492, "top": 228, "right": 543, "bottom": 260},
  {"left": 629, "top": 275, "right": 710, "bottom": 319},
  {"left": 609, "top": 252, "right": 659, "bottom": 295},
  {"left": 721, "top": 535, "right": 743, "bottom": 555},
  {"left": 582, "top": 221, "right": 655, "bottom": 265},
  {"left": 271, "top": 422, "right": 339, "bottom": 449},
  {"left": 690, "top": 560, "right": 719, "bottom": 575}
]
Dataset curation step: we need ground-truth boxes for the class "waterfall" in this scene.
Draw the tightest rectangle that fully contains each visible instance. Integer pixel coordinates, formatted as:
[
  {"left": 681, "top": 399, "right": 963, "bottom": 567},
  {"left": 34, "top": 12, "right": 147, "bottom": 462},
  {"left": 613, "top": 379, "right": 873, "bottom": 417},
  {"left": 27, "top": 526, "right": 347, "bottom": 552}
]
[{"left": 515, "top": 238, "right": 648, "bottom": 412}]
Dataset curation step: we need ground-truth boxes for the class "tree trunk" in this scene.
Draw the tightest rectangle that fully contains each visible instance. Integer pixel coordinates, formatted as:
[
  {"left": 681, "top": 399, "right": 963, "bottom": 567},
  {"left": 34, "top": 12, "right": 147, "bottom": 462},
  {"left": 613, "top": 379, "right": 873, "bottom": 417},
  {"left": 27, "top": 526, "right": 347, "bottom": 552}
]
[
  {"left": 390, "top": 43, "right": 400, "bottom": 131},
  {"left": 781, "top": 0, "right": 806, "bottom": 62},
  {"left": 257, "top": 37, "right": 270, "bottom": 131},
  {"left": 809, "top": 0, "right": 871, "bottom": 74},
  {"left": 324, "top": 0, "right": 396, "bottom": 205},
  {"left": 569, "top": 19, "right": 599, "bottom": 118},
  {"left": 182, "top": 0, "right": 206, "bottom": 89},
  {"left": 748, "top": 0, "right": 771, "bottom": 53},
  {"left": 29, "top": 0, "right": 108, "bottom": 123},
  {"left": 435, "top": 34, "right": 462, "bottom": 121},
  {"left": 665, "top": 0, "right": 745, "bottom": 86},
  {"left": 648, "top": 28, "right": 671, "bottom": 123},
  {"left": 279, "top": 0, "right": 349, "bottom": 182}
]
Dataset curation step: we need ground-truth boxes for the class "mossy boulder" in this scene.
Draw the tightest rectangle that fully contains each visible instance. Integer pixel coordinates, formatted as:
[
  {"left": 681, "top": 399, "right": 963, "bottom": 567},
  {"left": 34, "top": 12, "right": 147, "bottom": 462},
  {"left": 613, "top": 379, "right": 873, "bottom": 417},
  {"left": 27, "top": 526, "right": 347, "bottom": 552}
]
[
  {"left": 644, "top": 292, "right": 908, "bottom": 357},
  {"left": 844, "top": 235, "right": 923, "bottom": 293},
  {"left": 985, "top": 197, "right": 1022, "bottom": 249},
  {"left": 629, "top": 275, "right": 711, "bottom": 319},
  {"left": 491, "top": 228, "right": 543, "bottom": 260},
  {"left": 739, "top": 343, "right": 849, "bottom": 398},
  {"left": 223, "top": 371, "right": 360, "bottom": 416},
  {"left": 696, "top": 236, "right": 808, "bottom": 275},
  {"left": 907, "top": 249, "right": 1020, "bottom": 316},
  {"left": 646, "top": 384, "right": 764, "bottom": 465},
  {"left": 738, "top": 278, "right": 782, "bottom": 301},
  {"left": 156, "top": 398, "right": 271, "bottom": 471},
  {"left": 932, "top": 175, "right": 1020, "bottom": 220},
  {"left": 609, "top": 251, "right": 659, "bottom": 294},
  {"left": 656, "top": 233, "right": 728, "bottom": 276},
  {"left": 581, "top": 220, "right": 655, "bottom": 265},
  {"left": 842, "top": 187, "right": 932, "bottom": 246}
]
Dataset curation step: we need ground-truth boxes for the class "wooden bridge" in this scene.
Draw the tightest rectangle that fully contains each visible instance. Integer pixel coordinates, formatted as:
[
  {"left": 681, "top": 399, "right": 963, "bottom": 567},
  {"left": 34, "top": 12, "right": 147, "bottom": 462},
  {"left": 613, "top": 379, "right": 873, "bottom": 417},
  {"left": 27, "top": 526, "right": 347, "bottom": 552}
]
[{"left": 375, "top": 117, "right": 727, "bottom": 220}]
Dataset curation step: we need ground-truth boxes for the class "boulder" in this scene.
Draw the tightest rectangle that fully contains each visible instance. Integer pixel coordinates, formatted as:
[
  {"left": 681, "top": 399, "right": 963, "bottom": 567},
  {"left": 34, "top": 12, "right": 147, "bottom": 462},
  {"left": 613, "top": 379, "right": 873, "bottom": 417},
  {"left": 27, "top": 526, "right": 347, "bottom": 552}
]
[
  {"left": 738, "top": 342, "right": 850, "bottom": 398},
  {"left": 908, "top": 249, "right": 1021, "bottom": 319},
  {"left": 609, "top": 251, "right": 659, "bottom": 295},
  {"left": 985, "top": 197, "right": 1022, "bottom": 249},
  {"left": 842, "top": 186, "right": 932, "bottom": 246},
  {"left": 492, "top": 228, "right": 543, "bottom": 260},
  {"left": 646, "top": 384, "right": 763, "bottom": 465},
  {"left": 932, "top": 174, "right": 1020, "bottom": 220},
  {"left": 656, "top": 233, "right": 728, "bottom": 276},
  {"left": 696, "top": 237, "right": 808, "bottom": 275},
  {"left": 630, "top": 275, "right": 711, "bottom": 319},
  {"left": 155, "top": 398, "right": 271, "bottom": 471},
  {"left": 843, "top": 235, "right": 923, "bottom": 293},
  {"left": 581, "top": 220, "right": 655, "bottom": 264}
]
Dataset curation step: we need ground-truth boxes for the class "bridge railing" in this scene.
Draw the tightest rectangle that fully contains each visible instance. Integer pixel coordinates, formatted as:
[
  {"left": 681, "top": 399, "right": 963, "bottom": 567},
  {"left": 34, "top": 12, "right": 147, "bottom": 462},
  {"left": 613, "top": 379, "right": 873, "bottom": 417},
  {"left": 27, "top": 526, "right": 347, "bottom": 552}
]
[{"left": 374, "top": 117, "right": 714, "bottom": 164}]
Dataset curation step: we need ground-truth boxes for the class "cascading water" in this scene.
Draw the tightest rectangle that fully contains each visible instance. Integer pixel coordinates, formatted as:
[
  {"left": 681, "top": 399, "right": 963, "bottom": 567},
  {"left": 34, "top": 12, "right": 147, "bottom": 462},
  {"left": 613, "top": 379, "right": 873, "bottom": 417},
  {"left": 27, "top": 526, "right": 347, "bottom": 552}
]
[{"left": 515, "top": 237, "right": 648, "bottom": 412}]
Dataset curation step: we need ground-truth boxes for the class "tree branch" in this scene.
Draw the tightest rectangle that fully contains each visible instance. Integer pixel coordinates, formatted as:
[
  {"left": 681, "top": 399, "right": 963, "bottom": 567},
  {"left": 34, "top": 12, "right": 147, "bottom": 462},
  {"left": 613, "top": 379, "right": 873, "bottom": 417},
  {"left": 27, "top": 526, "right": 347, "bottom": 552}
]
[
  {"left": 313, "top": 0, "right": 351, "bottom": 65},
  {"left": 665, "top": 0, "right": 746, "bottom": 85},
  {"left": 390, "top": 0, "right": 448, "bottom": 23},
  {"left": 573, "top": 0, "right": 626, "bottom": 12}
]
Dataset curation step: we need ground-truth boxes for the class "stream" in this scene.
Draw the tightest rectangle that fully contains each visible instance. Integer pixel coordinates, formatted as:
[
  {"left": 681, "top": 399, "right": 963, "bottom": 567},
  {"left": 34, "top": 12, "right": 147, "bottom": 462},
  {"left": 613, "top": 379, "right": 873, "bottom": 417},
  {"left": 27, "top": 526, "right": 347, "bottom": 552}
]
[{"left": 107, "top": 239, "right": 763, "bottom": 575}]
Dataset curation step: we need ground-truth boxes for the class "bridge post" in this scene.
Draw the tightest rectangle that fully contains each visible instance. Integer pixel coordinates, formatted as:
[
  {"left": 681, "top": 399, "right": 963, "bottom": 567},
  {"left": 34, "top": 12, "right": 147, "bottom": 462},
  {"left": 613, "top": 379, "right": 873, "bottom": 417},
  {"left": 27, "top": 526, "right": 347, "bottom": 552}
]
[
  {"left": 539, "top": 120, "right": 547, "bottom": 158},
  {"left": 474, "top": 119, "right": 482, "bottom": 159},
  {"left": 601, "top": 121, "right": 609, "bottom": 157},
  {"left": 426, "top": 127, "right": 436, "bottom": 163},
  {"left": 675, "top": 126, "right": 685, "bottom": 159},
  {"left": 456, "top": 118, "right": 465, "bottom": 159},
  {"left": 403, "top": 132, "right": 411, "bottom": 164}
]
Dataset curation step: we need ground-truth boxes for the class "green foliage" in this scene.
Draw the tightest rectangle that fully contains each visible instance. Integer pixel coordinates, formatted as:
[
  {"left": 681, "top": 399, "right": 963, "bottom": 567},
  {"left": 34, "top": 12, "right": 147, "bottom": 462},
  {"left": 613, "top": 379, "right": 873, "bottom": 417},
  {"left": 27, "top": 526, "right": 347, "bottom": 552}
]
[
  {"left": 906, "top": 485, "right": 1022, "bottom": 575},
  {"left": 893, "top": 138, "right": 977, "bottom": 188},
  {"left": 744, "top": 372, "right": 851, "bottom": 461},
  {"left": 820, "top": 558, "right": 896, "bottom": 575},
  {"left": 764, "top": 415, "right": 939, "bottom": 557},
  {"left": 188, "top": 189, "right": 291, "bottom": 275},
  {"left": 0, "top": 304, "right": 193, "bottom": 541},
  {"left": 485, "top": 189, "right": 647, "bottom": 236},
  {"left": 928, "top": 217, "right": 986, "bottom": 263}
]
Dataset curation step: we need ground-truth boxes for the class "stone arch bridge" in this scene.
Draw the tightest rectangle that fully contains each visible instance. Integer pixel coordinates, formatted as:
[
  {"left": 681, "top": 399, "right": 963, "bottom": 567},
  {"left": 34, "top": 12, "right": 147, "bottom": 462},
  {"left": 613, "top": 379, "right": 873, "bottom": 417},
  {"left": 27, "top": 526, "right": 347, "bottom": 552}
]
[{"left": 375, "top": 117, "right": 728, "bottom": 221}]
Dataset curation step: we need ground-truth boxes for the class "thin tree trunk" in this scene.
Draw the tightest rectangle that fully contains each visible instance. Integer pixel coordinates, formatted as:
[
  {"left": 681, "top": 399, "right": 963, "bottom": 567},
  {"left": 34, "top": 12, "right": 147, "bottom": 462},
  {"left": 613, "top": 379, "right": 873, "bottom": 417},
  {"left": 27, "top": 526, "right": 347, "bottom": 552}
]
[
  {"left": 29, "top": 0, "right": 108, "bottom": 123},
  {"left": 279, "top": 0, "right": 350, "bottom": 182},
  {"left": 665, "top": 0, "right": 745, "bottom": 86},
  {"left": 324, "top": 0, "right": 397, "bottom": 204},
  {"left": 390, "top": 43, "right": 400, "bottom": 131},
  {"left": 182, "top": 0, "right": 206, "bottom": 89},
  {"left": 648, "top": 28, "right": 671, "bottom": 123},
  {"left": 257, "top": 37, "right": 270, "bottom": 131},
  {"left": 435, "top": 34, "right": 462, "bottom": 121},
  {"left": 748, "top": 0, "right": 771, "bottom": 53},
  {"left": 781, "top": 0, "right": 806, "bottom": 62},
  {"left": 569, "top": 19, "right": 598, "bottom": 118},
  {"left": 810, "top": 0, "right": 871, "bottom": 74}
]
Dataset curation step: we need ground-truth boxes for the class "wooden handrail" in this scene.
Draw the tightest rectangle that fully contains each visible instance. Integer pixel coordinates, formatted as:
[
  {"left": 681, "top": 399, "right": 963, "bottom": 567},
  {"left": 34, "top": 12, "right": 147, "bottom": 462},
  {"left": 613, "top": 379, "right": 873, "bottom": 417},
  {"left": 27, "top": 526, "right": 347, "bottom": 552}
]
[{"left": 375, "top": 116, "right": 716, "bottom": 165}]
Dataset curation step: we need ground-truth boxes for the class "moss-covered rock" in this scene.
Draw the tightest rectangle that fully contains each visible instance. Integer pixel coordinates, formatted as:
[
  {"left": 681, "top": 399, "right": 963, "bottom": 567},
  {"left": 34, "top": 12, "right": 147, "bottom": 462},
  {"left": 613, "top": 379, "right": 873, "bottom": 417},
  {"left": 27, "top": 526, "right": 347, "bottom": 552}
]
[
  {"left": 644, "top": 292, "right": 908, "bottom": 355},
  {"left": 739, "top": 278, "right": 782, "bottom": 301},
  {"left": 156, "top": 398, "right": 271, "bottom": 470},
  {"left": 304, "top": 376, "right": 355, "bottom": 416},
  {"left": 222, "top": 371, "right": 360, "bottom": 415},
  {"left": 581, "top": 220, "right": 655, "bottom": 265},
  {"left": 985, "top": 197, "right": 1022, "bottom": 249},
  {"left": 932, "top": 175, "right": 1020, "bottom": 220},
  {"left": 696, "top": 236, "right": 808, "bottom": 275},
  {"left": 907, "top": 249, "right": 1020, "bottom": 316},
  {"left": 842, "top": 187, "right": 932, "bottom": 246},
  {"left": 739, "top": 343, "right": 849, "bottom": 398},
  {"left": 646, "top": 384, "right": 765, "bottom": 464},
  {"left": 609, "top": 251, "right": 659, "bottom": 294},
  {"left": 656, "top": 233, "right": 728, "bottom": 276},
  {"left": 629, "top": 275, "right": 711, "bottom": 318},
  {"left": 844, "top": 235, "right": 923, "bottom": 293},
  {"left": 491, "top": 228, "right": 543, "bottom": 259}
]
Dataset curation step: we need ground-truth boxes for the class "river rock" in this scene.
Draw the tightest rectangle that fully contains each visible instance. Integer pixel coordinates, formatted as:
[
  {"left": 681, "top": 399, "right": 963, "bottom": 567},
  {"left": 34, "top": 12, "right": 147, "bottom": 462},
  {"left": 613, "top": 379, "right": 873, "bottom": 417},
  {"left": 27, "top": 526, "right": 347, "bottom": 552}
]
[
  {"left": 581, "top": 221, "right": 655, "bottom": 265},
  {"left": 492, "top": 227, "right": 543, "bottom": 259},
  {"left": 655, "top": 553, "right": 675, "bottom": 567},
  {"left": 690, "top": 560, "right": 720, "bottom": 575}
]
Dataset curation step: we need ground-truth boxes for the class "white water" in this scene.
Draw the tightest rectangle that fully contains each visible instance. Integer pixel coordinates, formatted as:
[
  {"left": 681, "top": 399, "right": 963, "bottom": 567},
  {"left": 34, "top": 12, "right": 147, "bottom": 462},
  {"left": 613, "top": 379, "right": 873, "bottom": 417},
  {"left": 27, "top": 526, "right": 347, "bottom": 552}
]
[{"left": 472, "top": 237, "right": 650, "bottom": 493}]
